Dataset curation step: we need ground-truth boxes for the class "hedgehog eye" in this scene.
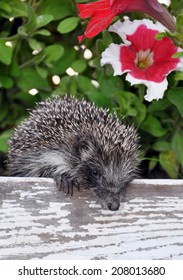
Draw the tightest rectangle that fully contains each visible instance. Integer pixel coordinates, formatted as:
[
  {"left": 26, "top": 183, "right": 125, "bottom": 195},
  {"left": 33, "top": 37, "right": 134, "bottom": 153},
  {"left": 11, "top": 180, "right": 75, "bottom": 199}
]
[{"left": 91, "top": 168, "right": 100, "bottom": 179}]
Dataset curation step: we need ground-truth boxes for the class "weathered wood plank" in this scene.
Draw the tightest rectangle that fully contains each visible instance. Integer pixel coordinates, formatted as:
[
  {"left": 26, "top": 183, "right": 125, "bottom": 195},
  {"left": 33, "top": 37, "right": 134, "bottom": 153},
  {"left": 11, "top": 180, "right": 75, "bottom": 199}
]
[{"left": 0, "top": 177, "right": 183, "bottom": 260}]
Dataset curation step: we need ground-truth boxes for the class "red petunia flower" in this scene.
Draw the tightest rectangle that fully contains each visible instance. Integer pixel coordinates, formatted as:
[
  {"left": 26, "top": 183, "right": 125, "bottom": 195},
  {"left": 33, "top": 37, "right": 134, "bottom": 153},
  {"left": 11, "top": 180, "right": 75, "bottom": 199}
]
[
  {"left": 77, "top": 0, "right": 115, "bottom": 42},
  {"left": 77, "top": 0, "right": 176, "bottom": 42},
  {"left": 101, "top": 19, "right": 183, "bottom": 101}
]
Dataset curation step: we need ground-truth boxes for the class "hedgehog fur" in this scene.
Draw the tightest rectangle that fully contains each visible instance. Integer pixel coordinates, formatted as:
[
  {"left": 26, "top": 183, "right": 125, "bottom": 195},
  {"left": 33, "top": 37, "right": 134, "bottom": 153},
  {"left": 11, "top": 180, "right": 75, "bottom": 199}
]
[{"left": 7, "top": 96, "right": 140, "bottom": 211}]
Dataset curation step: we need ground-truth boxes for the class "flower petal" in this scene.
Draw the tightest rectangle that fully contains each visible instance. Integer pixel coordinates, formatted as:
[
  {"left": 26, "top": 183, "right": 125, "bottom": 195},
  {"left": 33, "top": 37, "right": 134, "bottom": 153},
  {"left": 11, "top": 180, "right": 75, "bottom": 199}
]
[
  {"left": 126, "top": 74, "right": 168, "bottom": 101},
  {"left": 78, "top": 0, "right": 108, "bottom": 19},
  {"left": 101, "top": 43, "right": 122, "bottom": 75},
  {"left": 77, "top": 0, "right": 115, "bottom": 42},
  {"left": 81, "top": 12, "right": 114, "bottom": 41},
  {"left": 109, "top": 18, "right": 166, "bottom": 44}
]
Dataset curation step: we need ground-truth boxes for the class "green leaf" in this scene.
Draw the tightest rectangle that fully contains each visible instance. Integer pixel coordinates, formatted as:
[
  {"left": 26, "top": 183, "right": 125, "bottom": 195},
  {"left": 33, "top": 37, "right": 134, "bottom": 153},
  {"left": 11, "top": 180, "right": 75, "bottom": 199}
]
[
  {"left": 11, "top": 1, "right": 27, "bottom": 17},
  {"left": 75, "top": 76, "right": 96, "bottom": 93},
  {"left": 0, "top": 100, "right": 8, "bottom": 122},
  {"left": 172, "top": 129, "right": 183, "bottom": 166},
  {"left": 0, "top": 1, "right": 12, "bottom": 13},
  {"left": 0, "top": 130, "right": 13, "bottom": 153},
  {"left": 96, "top": 39, "right": 106, "bottom": 53},
  {"left": 171, "top": 0, "right": 183, "bottom": 12},
  {"left": 103, "top": 30, "right": 113, "bottom": 46},
  {"left": 57, "top": 17, "right": 80, "bottom": 34},
  {"left": 15, "top": 91, "right": 40, "bottom": 106},
  {"left": 148, "top": 156, "right": 158, "bottom": 171},
  {"left": 17, "top": 68, "right": 50, "bottom": 91},
  {"left": 177, "top": 13, "right": 183, "bottom": 32},
  {"left": 74, "top": 75, "right": 110, "bottom": 107},
  {"left": 141, "top": 115, "right": 167, "bottom": 137},
  {"left": 36, "top": 15, "right": 53, "bottom": 29},
  {"left": 76, "top": 0, "right": 89, "bottom": 2},
  {"left": 72, "top": 59, "right": 87, "bottom": 73},
  {"left": 159, "top": 150, "right": 179, "bottom": 178},
  {"left": 3, "top": 0, "right": 27, "bottom": 17},
  {"left": 0, "top": 40, "right": 13, "bottom": 65},
  {"left": 25, "top": 5, "right": 37, "bottom": 31},
  {"left": 148, "top": 98, "right": 170, "bottom": 112},
  {"left": 135, "top": 102, "right": 146, "bottom": 125},
  {"left": 0, "top": 75, "right": 13, "bottom": 89},
  {"left": 28, "top": 38, "right": 43, "bottom": 51},
  {"left": 172, "top": 51, "right": 183, "bottom": 58},
  {"left": 59, "top": 75, "right": 78, "bottom": 95},
  {"left": 90, "top": 57, "right": 101, "bottom": 68},
  {"left": 127, "top": 107, "right": 137, "bottom": 117},
  {"left": 49, "top": 47, "right": 76, "bottom": 75},
  {"left": 167, "top": 88, "right": 183, "bottom": 117},
  {"left": 155, "top": 32, "right": 167, "bottom": 40},
  {"left": 174, "top": 72, "right": 183, "bottom": 82},
  {"left": 35, "top": 29, "right": 51, "bottom": 36},
  {"left": 98, "top": 74, "right": 124, "bottom": 96},
  {"left": 36, "top": 65, "right": 48, "bottom": 79},
  {"left": 44, "top": 44, "right": 65, "bottom": 62},
  {"left": 10, "top": 61, "right": 21, "bottom": 77},
  {"left": 18, "top": 26, "right": 28, "bottom": 37},
  {"left": 39, "top": 0, "right": 72, "bottom": 20},
  {"left": 152, "top": 141, "right": 170, "bottom": 152},
  {"left": 116, "top": 91, "right": 146, "bottom": 124}
]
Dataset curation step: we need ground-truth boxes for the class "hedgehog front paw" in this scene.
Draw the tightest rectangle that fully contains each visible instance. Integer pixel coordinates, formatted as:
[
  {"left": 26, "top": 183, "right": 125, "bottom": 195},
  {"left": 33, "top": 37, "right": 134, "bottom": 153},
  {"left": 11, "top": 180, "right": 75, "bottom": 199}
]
[{"left": 55, "top": 177, "right": 79, "bottom": 196}]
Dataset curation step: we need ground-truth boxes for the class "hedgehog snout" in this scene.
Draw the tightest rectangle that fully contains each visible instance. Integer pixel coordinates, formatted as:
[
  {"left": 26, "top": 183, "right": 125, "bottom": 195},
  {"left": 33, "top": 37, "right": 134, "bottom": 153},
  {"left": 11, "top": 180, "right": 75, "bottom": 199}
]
[
  {"left": 107, "top": 199, "right": 120, "bottom": 211},
  {"left": 105, "top": 190, "right": 121, "bottom": 211},
  {"left": 96, "top": 185, "right": 122, "bottom": 211}
]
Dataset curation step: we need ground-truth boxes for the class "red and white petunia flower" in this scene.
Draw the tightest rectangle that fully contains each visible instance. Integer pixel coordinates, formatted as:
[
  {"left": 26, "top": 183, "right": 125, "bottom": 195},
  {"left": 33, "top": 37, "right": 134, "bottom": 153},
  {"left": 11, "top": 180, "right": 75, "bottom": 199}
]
[
  {"left": 101, "top": 18, "right": 183, "bottom": 101},
  {"left": 77, "top": 0, "right": 175, "bottom": 42}
]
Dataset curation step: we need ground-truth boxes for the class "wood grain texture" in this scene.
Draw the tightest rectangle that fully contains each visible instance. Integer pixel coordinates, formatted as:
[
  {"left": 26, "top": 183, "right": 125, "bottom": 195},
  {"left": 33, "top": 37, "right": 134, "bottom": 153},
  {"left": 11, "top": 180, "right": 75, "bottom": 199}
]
[{"left": 0, "top": 177, "right": 183, "bottom": 260}]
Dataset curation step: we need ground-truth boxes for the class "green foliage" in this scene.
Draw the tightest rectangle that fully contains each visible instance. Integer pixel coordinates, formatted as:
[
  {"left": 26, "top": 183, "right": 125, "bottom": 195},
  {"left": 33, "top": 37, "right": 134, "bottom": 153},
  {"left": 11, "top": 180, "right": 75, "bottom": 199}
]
[
  {"left": 0, "top": 0, "right": 183, "bottom": 179},
  {"left": 39, "top": 0, "right": 73, "bottom": 20},
  {"left": 159, "top": 150, "right": 179, "bottom": 178},
  {"left": 167, "top": 88, "right": 183, "bottom": 118},
  {"left": 57, "top": 17, "right": 80, "bottom": 33}
]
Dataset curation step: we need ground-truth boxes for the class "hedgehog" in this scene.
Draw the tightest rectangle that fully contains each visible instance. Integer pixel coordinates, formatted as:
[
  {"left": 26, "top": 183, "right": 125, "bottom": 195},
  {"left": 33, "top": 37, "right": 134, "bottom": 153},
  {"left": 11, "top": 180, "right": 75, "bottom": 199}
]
[{"left": 7, "top": 95, "right": 139, "bottom": 211}]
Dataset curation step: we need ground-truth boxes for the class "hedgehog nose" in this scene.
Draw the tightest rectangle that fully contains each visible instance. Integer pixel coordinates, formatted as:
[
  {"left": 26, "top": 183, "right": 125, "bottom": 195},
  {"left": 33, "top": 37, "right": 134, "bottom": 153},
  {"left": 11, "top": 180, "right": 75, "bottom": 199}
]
[{"left": 107, "top": 200, "right": 120, "bottom": 211}]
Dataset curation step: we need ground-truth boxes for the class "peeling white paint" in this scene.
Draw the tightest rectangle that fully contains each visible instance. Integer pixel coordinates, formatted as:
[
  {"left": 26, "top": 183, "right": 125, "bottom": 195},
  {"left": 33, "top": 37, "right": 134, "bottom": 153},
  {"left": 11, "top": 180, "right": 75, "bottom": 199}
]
[{"left": 0, "top": 178, "right": 183, "bottom": 259}]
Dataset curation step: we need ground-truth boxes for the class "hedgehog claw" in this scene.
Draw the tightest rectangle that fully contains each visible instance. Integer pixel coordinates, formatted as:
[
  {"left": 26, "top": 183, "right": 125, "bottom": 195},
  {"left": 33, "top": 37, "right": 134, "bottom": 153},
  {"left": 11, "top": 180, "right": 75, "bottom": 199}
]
[
  {"left": 73, "top": 180, "right": 80, "bottom": 192},
  {"left": 56, "top": 177, "right": 79, "bottom": 196},
  {"left": 55, "top": 177, "right": 63, "bottom": 192}
]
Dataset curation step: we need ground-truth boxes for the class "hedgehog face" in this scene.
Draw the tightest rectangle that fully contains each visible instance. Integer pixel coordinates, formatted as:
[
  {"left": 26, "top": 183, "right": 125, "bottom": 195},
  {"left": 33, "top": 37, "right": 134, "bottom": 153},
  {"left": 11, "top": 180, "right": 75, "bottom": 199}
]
[
  {"left": 78, "top": 158, "right": 133, "bottom": 211},
  {"left": 76, "top": 136, "right": 137, "bottom": 211}
]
